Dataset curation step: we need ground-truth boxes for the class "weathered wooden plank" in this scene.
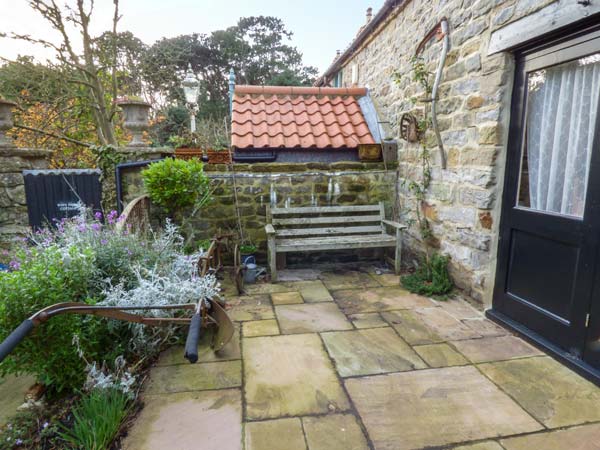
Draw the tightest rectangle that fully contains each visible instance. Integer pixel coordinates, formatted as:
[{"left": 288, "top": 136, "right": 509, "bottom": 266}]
[
  {"left": 276, "top": 234, "right": 397, "bottom": 252},
  {"left": 276, "top": 225, "right": 382, "bottom": 237},
  {"left": 273, "top": 215, "right": 382, "bottom": 226},
  {"left": 488, "top": 0, "right": 600, "bottom": 55},
  {"left": 271, "top": 204, "right": 381, "bottom": 215}
]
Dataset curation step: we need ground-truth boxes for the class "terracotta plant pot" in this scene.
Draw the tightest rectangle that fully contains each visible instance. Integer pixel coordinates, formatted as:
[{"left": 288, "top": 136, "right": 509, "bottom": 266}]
[
  {"left": 175, "top": 147, "right": 204, "bottom": 160},
  {"left": 207, "top": 149, "right": 232, "bottom": 164}
]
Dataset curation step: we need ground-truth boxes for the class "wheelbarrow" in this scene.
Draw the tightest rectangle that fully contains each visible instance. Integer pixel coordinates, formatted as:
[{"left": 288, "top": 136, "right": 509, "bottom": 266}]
[{"left": 0, "top": 295, "right": 235, "bottom": 365}]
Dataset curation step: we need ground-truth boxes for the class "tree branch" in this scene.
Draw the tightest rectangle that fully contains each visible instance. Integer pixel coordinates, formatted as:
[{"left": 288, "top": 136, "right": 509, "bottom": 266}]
[{"left": 14, "top": 124, "right": 91, "bottom": 147}]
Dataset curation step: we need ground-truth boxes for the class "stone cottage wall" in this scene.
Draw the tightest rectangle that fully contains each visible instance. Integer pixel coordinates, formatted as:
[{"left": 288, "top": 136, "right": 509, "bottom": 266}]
[
  {"left": 0, "top": 148, "right": 51, "bottom": 245},
  {"left": 332, "top": 0, "right": 558, "bottom": 304}
]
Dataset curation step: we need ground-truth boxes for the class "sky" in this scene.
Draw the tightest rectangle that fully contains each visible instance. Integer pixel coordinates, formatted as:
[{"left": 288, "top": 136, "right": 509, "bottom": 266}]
[{"left": 0, "top": 0, "right": 385, "bottom": 75}]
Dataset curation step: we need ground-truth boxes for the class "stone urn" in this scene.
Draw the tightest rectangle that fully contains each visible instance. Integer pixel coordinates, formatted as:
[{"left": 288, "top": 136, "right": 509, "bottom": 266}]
[
  {"left": 0, "top": 98, "right": 17, "bottom": 147},
  {"left": 117, "top": 99, "right": 151, "bottom": 147}
]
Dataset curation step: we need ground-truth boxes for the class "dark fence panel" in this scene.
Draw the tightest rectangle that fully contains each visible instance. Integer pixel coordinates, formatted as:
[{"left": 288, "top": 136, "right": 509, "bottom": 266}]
[{"left": 23, "top": 169, "right": 102, "bottom": 229}]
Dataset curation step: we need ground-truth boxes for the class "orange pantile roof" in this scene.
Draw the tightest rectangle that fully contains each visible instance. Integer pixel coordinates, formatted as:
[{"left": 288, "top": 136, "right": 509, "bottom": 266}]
[{"left": 231, "top": 86, "right": 377, "bottom": 150}]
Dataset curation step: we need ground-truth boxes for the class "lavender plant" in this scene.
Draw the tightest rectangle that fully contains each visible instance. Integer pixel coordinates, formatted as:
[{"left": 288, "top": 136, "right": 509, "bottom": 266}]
[{"left": 0, "top": 207, "right": 219, "bottom": 393}]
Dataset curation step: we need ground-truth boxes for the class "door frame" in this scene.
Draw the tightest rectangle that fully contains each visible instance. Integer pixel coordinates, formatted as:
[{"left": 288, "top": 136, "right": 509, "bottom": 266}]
[{"left": 487, "top": 21, "right": 600, "bottom": 386}]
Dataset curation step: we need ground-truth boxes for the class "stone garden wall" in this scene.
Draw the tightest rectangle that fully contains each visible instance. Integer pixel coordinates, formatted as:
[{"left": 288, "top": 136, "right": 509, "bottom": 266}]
[
  {"left": 0, "top": 148, "right": 51, "bottom": 244},
  {"left": 331, "top": 0, "right": 558, "bottom": 304},
  {"left": 120, "top": 161, "right": 398, "bottom": 264}
]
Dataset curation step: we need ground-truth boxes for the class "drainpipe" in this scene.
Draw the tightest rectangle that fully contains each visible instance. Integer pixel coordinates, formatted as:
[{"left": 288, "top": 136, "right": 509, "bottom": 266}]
[
  {"left": 228, "top": 68, "right": 235, "bottom": 115},
  {"left": 431, "top": 19, "right": 450, "bottom": 169}
]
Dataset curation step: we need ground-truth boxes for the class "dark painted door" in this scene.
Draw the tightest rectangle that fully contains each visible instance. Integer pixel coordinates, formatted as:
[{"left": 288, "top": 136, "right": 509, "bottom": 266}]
[{"left": 493, "top": 26, "right": 600, "bottom": 367}]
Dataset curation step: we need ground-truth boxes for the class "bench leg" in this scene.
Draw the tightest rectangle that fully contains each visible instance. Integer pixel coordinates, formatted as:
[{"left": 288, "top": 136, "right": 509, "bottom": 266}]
[
  {"left": 394, "top": 229, "right": 402, "bottom": 275},
  {"left": 268, "top": 236, "right": 278, "bottom": 282}
]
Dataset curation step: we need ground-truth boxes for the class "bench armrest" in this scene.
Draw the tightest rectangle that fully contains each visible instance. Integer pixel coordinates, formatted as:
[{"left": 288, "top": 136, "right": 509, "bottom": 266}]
[
  {"left": 382, "top": 219, "right": 407, "bottom": 230},
  {"left": 265, "top": 224, "right": 276, "bottom": 235}
]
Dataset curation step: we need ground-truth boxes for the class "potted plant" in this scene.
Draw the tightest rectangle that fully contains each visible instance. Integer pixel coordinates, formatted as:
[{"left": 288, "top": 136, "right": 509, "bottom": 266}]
[
  {"left": 169, "top": 131, "right": 204, "bottom": 160},
  {"left": 239, "top": 243, "right": 257, "bottom": 265}
]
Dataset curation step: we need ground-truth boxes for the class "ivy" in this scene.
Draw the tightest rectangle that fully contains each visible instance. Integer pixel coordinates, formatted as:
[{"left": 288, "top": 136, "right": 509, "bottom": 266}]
[{"left": 91, "top": 145, "right": 126, "bottom": 212}]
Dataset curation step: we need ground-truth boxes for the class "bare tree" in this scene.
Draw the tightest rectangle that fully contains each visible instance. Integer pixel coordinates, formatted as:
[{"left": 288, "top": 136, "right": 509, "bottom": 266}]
[{"left": 1, "top": 0, "right": 121, "bottom": 146}]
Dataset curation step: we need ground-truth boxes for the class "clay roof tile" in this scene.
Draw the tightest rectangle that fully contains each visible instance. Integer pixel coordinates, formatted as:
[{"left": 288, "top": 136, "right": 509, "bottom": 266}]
[{"left": 231, "top": 85, "right": 375, "bottom": 149}]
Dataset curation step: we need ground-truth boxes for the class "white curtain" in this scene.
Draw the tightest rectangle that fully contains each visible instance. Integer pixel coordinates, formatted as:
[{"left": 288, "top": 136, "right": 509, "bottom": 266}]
[{"left": 526, "top": 55, "right": 600, "bottom": 217}]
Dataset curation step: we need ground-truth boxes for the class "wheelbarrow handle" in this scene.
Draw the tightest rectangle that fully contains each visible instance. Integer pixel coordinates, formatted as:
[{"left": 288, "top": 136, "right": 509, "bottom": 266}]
[
  {"left": 0, "top": 319, "right": 35, "bottom": 363},
  {"left": 184, "top": 313, "right": 202, "bottom": 364}
]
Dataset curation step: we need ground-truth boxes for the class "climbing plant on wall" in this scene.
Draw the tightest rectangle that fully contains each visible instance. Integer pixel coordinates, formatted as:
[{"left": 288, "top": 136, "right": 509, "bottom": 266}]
[
  {"left": 393, "top": 57, "right": 434, "bottom": 243},
  {"left": 92, "top": 145, "right": 127, "bottom": 212},
  {"left": 393, "top": 57, "right": 452, "bottom": 296}
]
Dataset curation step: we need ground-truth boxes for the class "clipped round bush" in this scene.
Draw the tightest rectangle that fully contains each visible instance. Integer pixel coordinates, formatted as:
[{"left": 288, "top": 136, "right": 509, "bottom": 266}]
[{"left": 142, "top": 158, "right": 210, "bottom": 219}]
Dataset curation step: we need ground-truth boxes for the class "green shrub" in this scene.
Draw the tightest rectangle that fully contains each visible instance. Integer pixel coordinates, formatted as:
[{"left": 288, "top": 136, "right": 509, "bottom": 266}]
[
  {"left": 58, "top": 388, "right": 130, "bottom": 450},
  {"left": 401, "top": 253, "right": 453, "bottom": 297},
  {"left": 142, "top": 158, "right": 211, "bottom": 220},
  {"left": 239, "top": 244, "right": 257, "bottom": 254},
  {"left": 0, "top": 246, "right": 96, "bottom": 393}
]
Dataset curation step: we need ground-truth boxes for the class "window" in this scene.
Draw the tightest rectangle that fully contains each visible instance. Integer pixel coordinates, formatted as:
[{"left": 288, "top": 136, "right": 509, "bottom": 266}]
[
  {"left": 517, "top": 52, "right": 600, "bottom": 217},
  {"left": 351, "top": 64, "right": 359, "bottom": 85},
  {"left": 333, "top": 70, "right": 344, "bottom": 87}
]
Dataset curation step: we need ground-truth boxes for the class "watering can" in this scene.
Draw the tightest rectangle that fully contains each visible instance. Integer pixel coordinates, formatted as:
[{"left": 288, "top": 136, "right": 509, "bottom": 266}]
[{"left": 243, "top": 256, "right": 266, "bottom": 284}]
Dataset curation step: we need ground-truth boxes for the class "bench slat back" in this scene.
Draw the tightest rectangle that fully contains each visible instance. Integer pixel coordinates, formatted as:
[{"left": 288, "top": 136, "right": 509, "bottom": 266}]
[{"left": 268, "top": 203, "right": 385, "bottom": 238}]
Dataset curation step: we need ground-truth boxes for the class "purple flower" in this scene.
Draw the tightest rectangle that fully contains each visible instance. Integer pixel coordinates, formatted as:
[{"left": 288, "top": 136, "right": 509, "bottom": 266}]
[
  {"left": 107, "top": 210, "right": 118, "bottom": 225},
  {"left": 9, "top": 260, "right": 21, "bottom": 271},
  {"left": 94, "top": 211, "right": 103, "bottom": 221},
  {"left": 15, "top": 438, "right": 23, "bottom": 445},
  {"left": 101, "top": 239, "right": 108, "bottom": 245},
  {"left": 91, "top": 223, "right": 101, "bottom": 232},
  {"left": 77, "top": 224, "right": 87, "bottom": 233}
]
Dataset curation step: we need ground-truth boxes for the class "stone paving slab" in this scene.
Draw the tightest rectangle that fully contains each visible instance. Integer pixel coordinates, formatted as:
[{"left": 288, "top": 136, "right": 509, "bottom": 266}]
[
  {"left": 345, "top": 366, "right": 542, "bottom": 450},
  {"left": 243, "top": 319, "right": 280, "bottom": 337},
  {"left": 438, "top": 299, "right": 483, "bottom": 320},
  {"left": 322, "top": 328, "right": 426, "bottom": 377},
  {"left": 245, "top": 418, "right": 306, "bottom": 450},
  {"left": 334, "top": 287, "right": 434, "bottom": 315},
  {"left": 275, "top": 303, "right": 352, "bottom": 334},
  {"left": 320, "top": 270, "right": 380, "bottom": 291},
  {"left": 0, "top": 375, "right": 35, "bottom": 426},
  {"left": 271, "top": 291, "right": 304, "bottom": 305},
  {"left": 381, "top": 310, "right": 444, "bottom": 345},
  {"left": 228, "top": 295, "right": 275, "bottom": 322},
  {"left": 144, "top": 361, "right": 242, "bottom": 395},
  {"left": 368, "top": 272, "right": 400, "bottom": 287},
  {"left": 290, "top": 280, "right": 334, "bottom": 302},
  {"left": 348, "top": 312, "right": 388, "bottom": 329},
  {"left": 303, "top": 414, "right": 369, "bottom": 450},
  {"left": 452, "top": 443, "right": 504, "bottom": 450},
  {"left": 244, "top": 334, "right": 350, "bottom": 420},
  {"left": 412, "top": 307, "right": 483, "bottom": 341},
  {"left": 157, "top": 325, "right": 241, "bottom": 366},
  {"left": 123, "top": 389, "right": 242, "bottom": 450},
  {"left": 501, "top": 423, "right": 600, "bottom": 450},
  {"left": 478, "top": 356, "right": 600, "bottom": 428},
  {"left": 243, "top": 282, "right": 295, "bottom": 295},
  {"left": 461, "top": 318, "right": 509, "bottom": 337},
  {"left": 413, "top": 343, "right": 469, "bottom": 368},
  {"left": 451, "top": 335, "right": 543, "bottom": 363}
]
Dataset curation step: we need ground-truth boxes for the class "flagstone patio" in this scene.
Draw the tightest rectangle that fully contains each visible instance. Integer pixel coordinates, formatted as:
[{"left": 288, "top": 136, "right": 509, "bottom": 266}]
[{"left": 122, "top": 268, "right": 600, "bottom": 450}]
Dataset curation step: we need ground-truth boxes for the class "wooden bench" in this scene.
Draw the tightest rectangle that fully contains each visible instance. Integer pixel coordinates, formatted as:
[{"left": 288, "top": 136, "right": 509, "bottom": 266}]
[{"left": 265, "top": 202, "right": 406, "bottom": 281}]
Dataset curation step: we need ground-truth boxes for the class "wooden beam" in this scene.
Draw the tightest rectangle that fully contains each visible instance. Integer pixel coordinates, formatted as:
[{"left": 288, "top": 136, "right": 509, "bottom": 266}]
[{"left": 489, "top": 0, "right": 600, "bottom": 55}]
